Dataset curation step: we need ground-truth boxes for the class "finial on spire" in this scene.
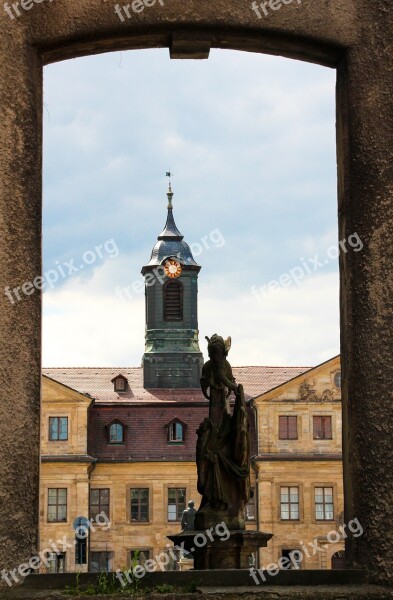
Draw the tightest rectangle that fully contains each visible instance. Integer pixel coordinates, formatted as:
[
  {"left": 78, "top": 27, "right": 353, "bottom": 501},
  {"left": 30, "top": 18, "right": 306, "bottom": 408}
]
[{"left": 166, "top": 171, "right": 174, "bottom": 208}]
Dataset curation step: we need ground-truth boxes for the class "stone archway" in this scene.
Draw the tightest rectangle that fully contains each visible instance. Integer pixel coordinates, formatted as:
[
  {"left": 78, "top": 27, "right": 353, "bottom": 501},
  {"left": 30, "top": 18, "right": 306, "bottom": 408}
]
[
  {"left": 0, "top": 0, "right": 392, "bottom": 587},
  {"left": 332, "top": 550, "right": 346, "bottom": 570}
]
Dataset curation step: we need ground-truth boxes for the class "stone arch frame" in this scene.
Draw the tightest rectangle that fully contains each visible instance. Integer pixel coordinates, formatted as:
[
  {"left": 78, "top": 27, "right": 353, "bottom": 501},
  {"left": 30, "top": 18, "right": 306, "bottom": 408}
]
[
  {"left": 0, "top": 0, "right": 392, "bottom": 587},
  {"left": 326, "top": 543, "right": 346, "bottom": 569}
]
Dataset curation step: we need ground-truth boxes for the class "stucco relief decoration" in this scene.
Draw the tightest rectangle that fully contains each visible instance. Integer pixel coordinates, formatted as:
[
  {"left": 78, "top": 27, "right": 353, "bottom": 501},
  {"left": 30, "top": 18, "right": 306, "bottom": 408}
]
[{"left": 298, "top": 381, "right": 334, "bottom": 402}]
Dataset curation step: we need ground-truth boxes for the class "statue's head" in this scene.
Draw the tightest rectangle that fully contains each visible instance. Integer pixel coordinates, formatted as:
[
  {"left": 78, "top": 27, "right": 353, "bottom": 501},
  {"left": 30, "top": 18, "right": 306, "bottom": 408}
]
[
  {"left": 188, "top": 500, "right": 195, "bottom": 509},
  {"left": 205, "top": 334, "right": 231, "bottom": 360}
]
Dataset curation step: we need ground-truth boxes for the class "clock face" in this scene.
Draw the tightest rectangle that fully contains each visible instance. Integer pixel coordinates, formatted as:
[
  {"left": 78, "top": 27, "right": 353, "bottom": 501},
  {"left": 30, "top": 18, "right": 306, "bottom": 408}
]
[{"left": 164, "top": 259, "right": 182, "bottom": 279}]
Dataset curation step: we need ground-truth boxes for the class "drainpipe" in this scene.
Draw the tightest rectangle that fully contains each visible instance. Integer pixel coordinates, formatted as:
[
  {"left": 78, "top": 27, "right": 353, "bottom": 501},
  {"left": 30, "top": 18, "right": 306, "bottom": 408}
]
[
  {"left": 87, "top": 459, "right": 97, "bottom": 572},
  {"left": 250, "top": 397, "right": 260, "bottom": 569},
  {"left": 251, "top": 459, "right": 260, "bottom": 569},
  {"left": 86, "top": 397, "right": 96, "bottom": 573}
]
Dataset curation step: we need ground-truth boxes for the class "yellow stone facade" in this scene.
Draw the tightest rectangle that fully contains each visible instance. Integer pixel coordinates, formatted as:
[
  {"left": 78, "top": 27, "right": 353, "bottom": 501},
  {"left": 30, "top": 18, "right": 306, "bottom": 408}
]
[
  {"left": 40, "top": 377, "right": 93, "bottom": 574},
  {"left": 252, "top": 356, "right": 345, "bottom": 570},
  {"left": 40, "top": 356, "right": 344, "bottom": 573},
  {"left": 88, "top": 462, "right": 201, "bottom": 570}
]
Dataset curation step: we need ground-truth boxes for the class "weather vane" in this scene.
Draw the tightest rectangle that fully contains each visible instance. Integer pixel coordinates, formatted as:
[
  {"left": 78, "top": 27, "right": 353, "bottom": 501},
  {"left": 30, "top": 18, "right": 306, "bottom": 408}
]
[{"left": 165, "top": 171, "right": 174, "bottom": 207}]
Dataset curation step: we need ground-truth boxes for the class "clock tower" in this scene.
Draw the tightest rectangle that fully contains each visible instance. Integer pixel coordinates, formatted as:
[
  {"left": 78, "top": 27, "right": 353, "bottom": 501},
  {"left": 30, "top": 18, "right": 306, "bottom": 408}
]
[{"left": 141, "top": 184, "right": 204, "bottom": 389}]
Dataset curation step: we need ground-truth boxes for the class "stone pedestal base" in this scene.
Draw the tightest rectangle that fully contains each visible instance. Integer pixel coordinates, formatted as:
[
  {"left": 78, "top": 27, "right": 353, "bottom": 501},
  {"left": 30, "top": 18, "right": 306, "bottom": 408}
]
[
  {"left": 168, "top": 530, "right": 272, "bottom": 570},
  {"left": 178, "top": 557, "right": 194, "bottom": 571},
  {"left": 194, "top": 506, "right": 244, "bottom": 531}
]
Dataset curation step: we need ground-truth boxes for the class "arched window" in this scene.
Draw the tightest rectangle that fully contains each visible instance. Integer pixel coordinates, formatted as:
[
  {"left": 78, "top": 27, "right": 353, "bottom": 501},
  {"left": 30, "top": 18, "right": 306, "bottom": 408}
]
[
  {"left": 331, "top": 550, "right": 345, "bottom": 570},
  {"left": 334, "top": 371, "right": 341, "bottom": 389},
  {"left": 164, "top": 281, "right": 183, "bottom": 321},
  {"left": 109, "top": 422, "right": 124, "bottom": 444}
]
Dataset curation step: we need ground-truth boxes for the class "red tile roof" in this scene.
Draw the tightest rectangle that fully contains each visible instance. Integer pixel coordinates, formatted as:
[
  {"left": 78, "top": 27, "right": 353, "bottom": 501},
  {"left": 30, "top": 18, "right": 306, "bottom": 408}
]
[
  {"left": 88, "top": 404, "right": 259, "bottom": 462},
  {"left": 42, "top": 366, "right": 310, "bottom": 404},
  {"left": 42, "top": 365, "right": 310, "bottom": 463}
]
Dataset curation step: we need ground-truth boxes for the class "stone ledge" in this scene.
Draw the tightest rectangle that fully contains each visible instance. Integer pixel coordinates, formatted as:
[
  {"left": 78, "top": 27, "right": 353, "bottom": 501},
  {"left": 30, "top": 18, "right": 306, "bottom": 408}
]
[
  {"left": 21, "top": 569, "right": 368, "bottom": 590},
  {"left": 1, "top": 586, "right": 393, "bottom": 600}
]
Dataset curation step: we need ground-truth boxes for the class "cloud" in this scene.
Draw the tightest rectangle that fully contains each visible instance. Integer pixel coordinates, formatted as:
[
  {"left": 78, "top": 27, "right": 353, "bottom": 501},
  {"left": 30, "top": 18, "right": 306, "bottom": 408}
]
[
  {"left": 42, "top": 257, "right": 338, "bottom": 367},
  {"left": 199, "top": 272, "right": 339, "bottom": 367},
  {"left": 42, "top": 49, "right": 338, "bottom": 366}
]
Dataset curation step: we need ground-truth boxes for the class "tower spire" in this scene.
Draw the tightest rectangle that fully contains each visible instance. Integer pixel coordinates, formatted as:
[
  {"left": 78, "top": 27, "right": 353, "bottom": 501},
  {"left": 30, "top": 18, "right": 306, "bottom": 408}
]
[
  {"left": 166, "top": 171, "right": 174, "bottom": 208},
  {"left": 159, "top": 173, "right": 182, "bottom": 240}
]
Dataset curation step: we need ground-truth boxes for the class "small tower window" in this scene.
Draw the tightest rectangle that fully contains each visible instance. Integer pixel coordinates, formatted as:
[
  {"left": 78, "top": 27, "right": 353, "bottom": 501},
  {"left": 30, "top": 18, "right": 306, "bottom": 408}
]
[{"left": 164, "top": 281, "right": 183, "bottom": 321}]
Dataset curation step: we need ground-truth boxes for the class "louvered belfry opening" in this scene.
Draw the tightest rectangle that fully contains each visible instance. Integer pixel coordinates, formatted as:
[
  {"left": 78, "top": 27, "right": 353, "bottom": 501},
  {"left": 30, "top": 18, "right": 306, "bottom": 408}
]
[{"left": 164, "top": 281, "right": 183, "bottom": 321}]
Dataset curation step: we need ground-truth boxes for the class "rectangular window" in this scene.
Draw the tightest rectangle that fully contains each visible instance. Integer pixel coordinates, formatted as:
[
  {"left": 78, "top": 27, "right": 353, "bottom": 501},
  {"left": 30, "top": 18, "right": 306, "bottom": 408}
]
[
  {"left": 280, "top": 486, "right": 299, "bottom": 520},
  {"left": 75, "top": 538, "right": 87, "bottom": 566},
  {"left": 49, "top": 417, "right": 68, "bottom": 441},
  {"left": 114, "top": 377, "right": 125, "bottom": 391},
  {"left": 169, "top": 422, "right": 184, "bottom": 442},
  {"left": 47, "top": 552, "right": 66, "bottom": 573},
  {"left": 246, "top": 488, "right": 256, "bottom": 520},
  {"left": 168, "top": 488, "right": 186, "bottom": 521},
  {"left": 47, "top": 488, "right": 67, "bottom": 523},
  {"left": 130, "top": 488, "right": 149, "bottom": 522},
  {"left": 281, "top": 549, "right": 301, "bottom": 570},
  {"left": 130, "top": 549, "right": 150, "bottom": 567},
  {"left": 279, "top": 416, "right": 298, "bottom": 440},
  {"left": 164, "top": 281, "right": 183, "bottom": 321},
  {"left": 90, "top": 489, "right": 110, "bottom": 521},
  {"left": 315, "top": 487, "right": 334, "bottom": 520},
  {"left": 109, "top": 423, "right": 124, "bottom": 443},
  {"left": 90, "top": 552, "right": 112, "bottom": 573},
  {"left": 313, "top": 416, "right": 332, "bottom": 440}
]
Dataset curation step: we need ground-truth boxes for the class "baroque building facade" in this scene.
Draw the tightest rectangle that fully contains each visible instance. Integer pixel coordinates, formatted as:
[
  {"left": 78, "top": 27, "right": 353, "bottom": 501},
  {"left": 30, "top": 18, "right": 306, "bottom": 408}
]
[
  {"left": 252, "top": 355, "right": 345, "bottom": 571},
  {"left": 40, "top": 186, "right": 344, "bottom": 573}
]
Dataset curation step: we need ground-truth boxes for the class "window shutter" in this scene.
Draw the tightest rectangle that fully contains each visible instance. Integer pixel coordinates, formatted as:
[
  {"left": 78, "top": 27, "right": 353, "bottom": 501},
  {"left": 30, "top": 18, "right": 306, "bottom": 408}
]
[
  {"left": 288, "top": 416, "right": 297, "bottom": 439},
  {"left": 164, "top": 282, "right": 183, "bottom": 320},
  {"left": 324, "top": 416, "right": 332, "bottom": 439},
  {"left": 313, "top": 416, "right": 322, "bottom": 439},
  {"left": 279, "top": 416, "right": 288, "bottom": 439}
]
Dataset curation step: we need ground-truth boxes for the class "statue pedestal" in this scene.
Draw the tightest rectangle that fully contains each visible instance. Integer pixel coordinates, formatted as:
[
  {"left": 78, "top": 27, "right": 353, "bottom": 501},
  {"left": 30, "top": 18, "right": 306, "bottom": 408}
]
[
  {"left": 178, "top": 557, "right": 194, "bottom": 571},
  {"left": 168, "top": 530, "right": 272, "bottom": 570}
]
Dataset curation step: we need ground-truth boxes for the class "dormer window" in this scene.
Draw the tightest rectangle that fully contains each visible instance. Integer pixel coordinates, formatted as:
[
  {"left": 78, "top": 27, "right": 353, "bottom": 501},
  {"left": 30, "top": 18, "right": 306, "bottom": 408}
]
[
  {"left": 111, "top": 374, "right": 128, "bottom": 393},
  {"left": 106, "top": 419, "right": 126, "bottom": 444},
  {"left": 166, "top": 419, "right": 186, "bottom": 444}
]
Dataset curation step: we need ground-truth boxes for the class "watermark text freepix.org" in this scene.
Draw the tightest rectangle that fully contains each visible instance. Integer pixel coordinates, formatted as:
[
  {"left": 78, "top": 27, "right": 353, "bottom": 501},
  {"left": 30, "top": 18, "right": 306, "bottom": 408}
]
[
  {"left": 3, "top": 0, "right": 55, "bottom": 20},
  {"left": 251, "top": 0, "right": 301, "bottom": 19},
  {"left": 116, "top": 521, "right": 230, "bottom": 586},
  {"left": 249, "top": 517, "right": 363, "bottom": 584},
  {"left": 1, "top": 512, "right": 111, "bottom": 587},
  {"left": 115, "top": 228, "right": 225, "bottom": 302},
  {"left": 251, "top": 232, "right": 363, "bottom": 302},
  {"left": 114, "top": 0, "right": 164, "bottom": 22},
  {"left": 4, "top": 238, "right": 119, "bottom": 305}
]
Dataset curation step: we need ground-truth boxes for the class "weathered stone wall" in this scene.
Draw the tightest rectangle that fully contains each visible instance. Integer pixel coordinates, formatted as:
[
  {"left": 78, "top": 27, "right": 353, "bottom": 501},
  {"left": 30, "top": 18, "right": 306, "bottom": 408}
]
[{"left": 0, "top": 0, "right": 392, "bottom": 587}]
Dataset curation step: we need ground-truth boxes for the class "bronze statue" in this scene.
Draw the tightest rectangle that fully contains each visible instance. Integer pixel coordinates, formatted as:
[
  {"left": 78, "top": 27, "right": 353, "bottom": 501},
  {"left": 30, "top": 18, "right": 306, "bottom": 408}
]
[
  {"left": 181, "top": 500, "right": 196, "bottom": 532},
  {"left": 168, "top": 334, "right": 272, "bottom": 569},
  {"left": 195, "top": 334, "right": 251, "bottom": 530}
]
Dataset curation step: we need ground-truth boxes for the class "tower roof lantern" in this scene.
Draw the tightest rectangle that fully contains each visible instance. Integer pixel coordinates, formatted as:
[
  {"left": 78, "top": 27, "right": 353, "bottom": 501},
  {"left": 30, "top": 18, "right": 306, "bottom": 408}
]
[
  {"left": 157, "top": 183, "right": 184, "bottom": 241},
  {"left": 142, "top": 183, "right": 200, "bottom": 272}
]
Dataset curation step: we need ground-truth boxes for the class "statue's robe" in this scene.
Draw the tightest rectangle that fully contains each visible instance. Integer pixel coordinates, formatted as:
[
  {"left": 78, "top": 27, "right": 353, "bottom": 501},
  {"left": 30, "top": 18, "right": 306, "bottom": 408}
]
[{"left": 196, "top": 383, "right": 251, "bottom": 517}]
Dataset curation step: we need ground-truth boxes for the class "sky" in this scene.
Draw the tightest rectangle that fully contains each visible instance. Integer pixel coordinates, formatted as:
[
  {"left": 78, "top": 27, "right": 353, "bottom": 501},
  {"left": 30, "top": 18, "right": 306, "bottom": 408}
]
[{"left": 42, "top": 48, "right": 339, "bottom": 368}]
